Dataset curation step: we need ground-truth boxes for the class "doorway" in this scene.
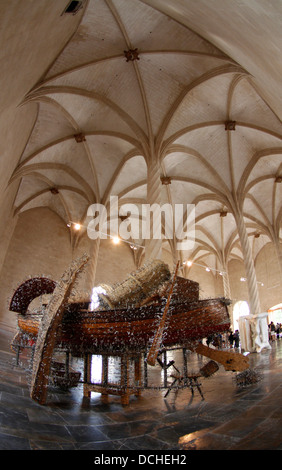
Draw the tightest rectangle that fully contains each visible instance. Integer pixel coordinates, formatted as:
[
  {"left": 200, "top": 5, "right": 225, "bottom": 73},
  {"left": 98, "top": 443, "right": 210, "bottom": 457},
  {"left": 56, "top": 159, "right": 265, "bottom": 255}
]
[{"left": 233, "top": 300, "right": 250, "bottom": 331}]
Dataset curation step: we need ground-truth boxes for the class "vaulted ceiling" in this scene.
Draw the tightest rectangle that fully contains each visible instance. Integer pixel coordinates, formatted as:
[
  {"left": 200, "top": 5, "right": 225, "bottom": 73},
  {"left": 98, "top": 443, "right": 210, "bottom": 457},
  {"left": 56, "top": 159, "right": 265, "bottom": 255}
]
[{"left": 3, "top": 0, "right": 282, "bottom": 274}]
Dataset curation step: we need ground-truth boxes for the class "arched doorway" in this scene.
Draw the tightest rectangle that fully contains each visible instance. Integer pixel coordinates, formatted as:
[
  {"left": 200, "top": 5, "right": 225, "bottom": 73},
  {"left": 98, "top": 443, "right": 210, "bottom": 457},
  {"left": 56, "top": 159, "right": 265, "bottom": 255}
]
[
  {"left": 268, "top": 303, "right": 282, "bottom": 325},
  {"left": 232, "top": 300, "right": 250, "bottom": 331}
]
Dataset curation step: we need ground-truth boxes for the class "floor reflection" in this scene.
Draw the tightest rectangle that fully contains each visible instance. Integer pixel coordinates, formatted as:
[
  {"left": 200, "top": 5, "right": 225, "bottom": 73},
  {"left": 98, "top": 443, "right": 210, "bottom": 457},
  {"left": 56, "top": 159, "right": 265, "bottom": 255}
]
[{"left": 0, "top": 329, "right": 281, "bottom": 450}]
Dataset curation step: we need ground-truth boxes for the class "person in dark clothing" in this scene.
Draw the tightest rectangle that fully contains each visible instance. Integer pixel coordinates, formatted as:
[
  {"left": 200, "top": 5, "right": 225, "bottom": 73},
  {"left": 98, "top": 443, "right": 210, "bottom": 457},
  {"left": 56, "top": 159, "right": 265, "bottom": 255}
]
[
  {"left": 269, "top": 322, "right": 276, "bottom": 341},
  {"left": 206, "top": 335, "right": 213, "bottom": 347},
  {"left": 228, "top": 330, "right": 234, "bottom": 348},
  {"left": 233, "top": 330, "right": 240, "bottom": 348}
]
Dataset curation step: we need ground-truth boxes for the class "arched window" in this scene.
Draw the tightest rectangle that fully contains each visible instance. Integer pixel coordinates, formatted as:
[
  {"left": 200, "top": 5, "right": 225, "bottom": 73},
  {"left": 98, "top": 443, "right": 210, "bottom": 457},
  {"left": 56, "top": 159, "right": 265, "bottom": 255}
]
[
  {"left": 233, "top": 300, "right": 250, "bottom": 331},
  {"left": 268, "top": 303, "right": 282, "bottom": 325}
]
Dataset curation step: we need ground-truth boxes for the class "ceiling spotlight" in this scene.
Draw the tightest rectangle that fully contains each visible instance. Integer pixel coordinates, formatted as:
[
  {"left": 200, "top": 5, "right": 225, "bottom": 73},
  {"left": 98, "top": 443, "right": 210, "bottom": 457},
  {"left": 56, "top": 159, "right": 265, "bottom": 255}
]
[
  {"left": 186, "top": 260, "right": 193, "bottom": 267},
  {"left": 112, "top": 236, "right": 120, "bottom": 244},
  {"left": 206, "top": 267, "right": 210, "bottom": 272},
  {"left": 74, "top": 223, "right": 81, "bottom": 231}
]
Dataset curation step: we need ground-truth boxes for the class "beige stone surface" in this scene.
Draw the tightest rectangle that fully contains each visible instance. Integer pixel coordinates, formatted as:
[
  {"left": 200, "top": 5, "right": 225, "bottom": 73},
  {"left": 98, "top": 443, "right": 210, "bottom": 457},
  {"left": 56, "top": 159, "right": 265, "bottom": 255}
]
[{"left": 0, "top": 0, "right": 281, "bottom": 331}]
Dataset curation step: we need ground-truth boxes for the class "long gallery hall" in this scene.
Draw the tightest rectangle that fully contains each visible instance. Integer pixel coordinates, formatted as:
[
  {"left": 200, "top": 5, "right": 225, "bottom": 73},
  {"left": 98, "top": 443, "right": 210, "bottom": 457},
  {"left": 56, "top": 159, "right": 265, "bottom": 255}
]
[{"left": 0, "top": 0, "right": 281, "bottom": 454}]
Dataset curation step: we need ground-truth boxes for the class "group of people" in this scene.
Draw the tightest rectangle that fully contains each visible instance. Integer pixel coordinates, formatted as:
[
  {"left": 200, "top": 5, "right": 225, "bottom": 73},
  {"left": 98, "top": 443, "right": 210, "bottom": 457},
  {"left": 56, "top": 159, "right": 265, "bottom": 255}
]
[
  {"left": 228, "top": 329, "right": 240, "bottom": 348},
  {"left": 205, "top": 329, "right": 240, "bottom": 350},
  {"left": 268, "top": 321, "right": 281, "bottom": 341},
  {"left": 206, "top": 322, "right": 281, "bottom": 350}
]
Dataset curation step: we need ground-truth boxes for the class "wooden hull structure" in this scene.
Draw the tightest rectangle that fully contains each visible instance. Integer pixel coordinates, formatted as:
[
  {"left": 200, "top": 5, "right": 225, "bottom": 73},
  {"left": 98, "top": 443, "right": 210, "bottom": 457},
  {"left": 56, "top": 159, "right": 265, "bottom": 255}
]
[{"left": 17, "top": 297, "right": 231, "bottom": 355}]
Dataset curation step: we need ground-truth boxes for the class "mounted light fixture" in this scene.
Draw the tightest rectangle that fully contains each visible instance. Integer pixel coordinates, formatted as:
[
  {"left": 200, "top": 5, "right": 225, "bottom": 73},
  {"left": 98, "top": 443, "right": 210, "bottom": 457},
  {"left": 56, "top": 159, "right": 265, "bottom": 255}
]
[
  {"left": 67, "top": 222, "right": 81, "bottom": 230},
  {"left": 183, "top": 260, "right": 227, "bottom": 275}
]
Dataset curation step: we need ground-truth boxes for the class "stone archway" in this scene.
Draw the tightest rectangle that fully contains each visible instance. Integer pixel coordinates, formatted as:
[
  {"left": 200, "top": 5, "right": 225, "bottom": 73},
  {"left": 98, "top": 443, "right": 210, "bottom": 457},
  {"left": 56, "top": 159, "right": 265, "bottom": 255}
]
[
  {"left": 232, "top": 300, "right": 250, "bottom": 331},
  {"left": 268, "top": 303, "right": 282, "bottom": 325}
]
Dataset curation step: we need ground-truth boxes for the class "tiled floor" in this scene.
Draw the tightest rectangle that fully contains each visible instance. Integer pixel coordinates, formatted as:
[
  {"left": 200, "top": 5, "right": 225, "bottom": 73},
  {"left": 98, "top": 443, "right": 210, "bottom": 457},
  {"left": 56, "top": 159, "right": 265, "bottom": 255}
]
[{"left": 0, "top": 328, "right": 281, "bottom": 450}]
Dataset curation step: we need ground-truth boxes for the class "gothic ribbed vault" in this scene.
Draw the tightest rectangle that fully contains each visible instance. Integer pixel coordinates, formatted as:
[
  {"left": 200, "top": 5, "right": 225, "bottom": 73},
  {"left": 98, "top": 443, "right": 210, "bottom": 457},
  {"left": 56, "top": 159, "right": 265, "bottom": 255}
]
[{"left": 0, "top": 0, "right": 281, "bottom": 322}]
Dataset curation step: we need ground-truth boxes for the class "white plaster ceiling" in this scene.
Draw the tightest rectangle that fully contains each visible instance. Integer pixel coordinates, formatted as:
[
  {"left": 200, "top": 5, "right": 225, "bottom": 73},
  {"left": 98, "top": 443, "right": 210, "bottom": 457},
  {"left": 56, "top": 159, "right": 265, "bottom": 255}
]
[{"left": 6, "top": 0, "right": 282, "bottom": 272}]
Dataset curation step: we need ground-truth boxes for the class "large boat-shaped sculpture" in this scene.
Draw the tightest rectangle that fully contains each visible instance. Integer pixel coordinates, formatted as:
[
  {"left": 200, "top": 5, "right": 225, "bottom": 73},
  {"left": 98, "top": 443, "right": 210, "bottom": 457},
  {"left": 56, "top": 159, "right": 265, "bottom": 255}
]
[
  {"left": 10, "top": 259, "right": 231, "bottom": 356},
  {"left": 10, "top": 257, "right": 250, "bottom": 405},
  {"left": 16, "top": 295, "right": 230, "bottom": 356}
]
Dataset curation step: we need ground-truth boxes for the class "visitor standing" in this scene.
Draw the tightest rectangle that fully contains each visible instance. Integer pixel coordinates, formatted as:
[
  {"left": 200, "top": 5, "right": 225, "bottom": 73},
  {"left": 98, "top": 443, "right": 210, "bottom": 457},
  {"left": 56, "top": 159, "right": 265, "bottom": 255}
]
[
  {"left": 228, "top": 330, "right": 234, "bottom": 348},
  {"left": 233, "top": 330, "right": 240, "bottom": 348}
]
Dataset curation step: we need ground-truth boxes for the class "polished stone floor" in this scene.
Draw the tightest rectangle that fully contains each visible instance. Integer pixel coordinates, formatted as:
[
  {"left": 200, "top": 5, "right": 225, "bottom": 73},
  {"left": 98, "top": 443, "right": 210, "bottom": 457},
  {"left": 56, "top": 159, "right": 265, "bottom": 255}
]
[{"left": 0, "top": 328, "right": 281, "bottom": 451}]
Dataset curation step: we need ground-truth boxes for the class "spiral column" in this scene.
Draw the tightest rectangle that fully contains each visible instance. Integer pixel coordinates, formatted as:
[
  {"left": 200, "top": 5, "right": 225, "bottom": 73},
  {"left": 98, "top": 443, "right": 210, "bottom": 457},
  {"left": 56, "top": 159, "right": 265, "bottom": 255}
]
[
  {"left": 274, "top": 236, "right": 282, "bottom": 280},
  {"left": 220, "top": 216, "right": 233, "bottom": 325},
  {"left": 144, "top": 158, "right": 162, "bottom": 261},
  {"left": 85, "top": 237, "right": 101, "bottom": 293},
  {"left": 222, "top": 264, "right": 231, "bottom": 300},
  {"left": 220, "top": 216, "right": 231, "bottom": 300},
  {"left": 235, "top": 210, "right": 261, "bottom": 316}
]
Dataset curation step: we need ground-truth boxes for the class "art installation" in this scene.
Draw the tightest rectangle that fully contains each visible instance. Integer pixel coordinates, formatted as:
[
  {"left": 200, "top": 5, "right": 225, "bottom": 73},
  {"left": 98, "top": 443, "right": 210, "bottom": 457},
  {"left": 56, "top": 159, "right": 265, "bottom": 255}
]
[{"left": 10, "top": 255, "right": 250, "bottom": 405}]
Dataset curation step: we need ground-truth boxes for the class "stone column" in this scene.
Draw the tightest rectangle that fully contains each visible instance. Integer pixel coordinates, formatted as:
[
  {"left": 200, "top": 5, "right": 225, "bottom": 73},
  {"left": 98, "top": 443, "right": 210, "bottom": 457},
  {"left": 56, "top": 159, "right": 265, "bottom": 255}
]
[
  {"left": 220, "top": 215, "right": 233, "bottom": 323},
  {"left": 85, "top": 237, "right": 100, "bottom": 293},
  {"left": 232, "top": 211, "right": 272, "bottom": 352},
  {"left": 222, "top": 265, "right": 231, "bottom": 300},
  {"left": 144, "top": 158, "right": 162, "bottom": 261},
  {"left": 274, "top": 236, "right": 282, "bottom": 280},
  {"left": 220, "top": 217, "right": 231, "bottom": 298},
  {"left": 235, "top": 210, "right": 261, "bottom": 316}
]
